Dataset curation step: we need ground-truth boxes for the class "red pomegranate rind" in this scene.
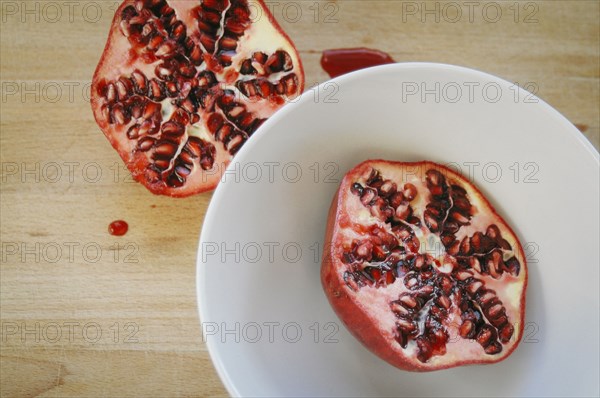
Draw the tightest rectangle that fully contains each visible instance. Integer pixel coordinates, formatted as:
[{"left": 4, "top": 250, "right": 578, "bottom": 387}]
[
  {"left": 321, "top": 160, "right": 527, "bottom": 371},
  {"left": 91, "top": 0, "right": 304, "bottom": 197}
]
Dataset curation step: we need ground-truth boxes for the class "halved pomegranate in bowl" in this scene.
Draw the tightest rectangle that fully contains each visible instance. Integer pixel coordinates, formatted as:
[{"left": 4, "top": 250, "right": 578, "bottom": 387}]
[
  {"left": 322, "top": 160, "right": 528, "bottom": 371},
  {"left": 91, "top": 0, "right": 304, "bottom": 197}
]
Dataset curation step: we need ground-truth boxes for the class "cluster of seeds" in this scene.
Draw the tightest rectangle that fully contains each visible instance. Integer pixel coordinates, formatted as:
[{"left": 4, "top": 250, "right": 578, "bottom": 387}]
[{"left": 342, "top": 167, "right": 521, "bottom": 362}]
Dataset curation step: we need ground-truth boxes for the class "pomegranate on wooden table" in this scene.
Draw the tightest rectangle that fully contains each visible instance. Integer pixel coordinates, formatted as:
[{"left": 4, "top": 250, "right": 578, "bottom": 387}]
[
  {"left": 91, "top": 0, "right": 304, "bottom": 196},
  {"left": 322, "top": 160, "right": 527, "bottom": 371}
]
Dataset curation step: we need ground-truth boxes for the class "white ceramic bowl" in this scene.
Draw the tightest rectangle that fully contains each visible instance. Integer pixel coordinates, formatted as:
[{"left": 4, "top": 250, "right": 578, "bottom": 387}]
[{"left": 197, "top": 63, "right": 599, "bottom": 397}]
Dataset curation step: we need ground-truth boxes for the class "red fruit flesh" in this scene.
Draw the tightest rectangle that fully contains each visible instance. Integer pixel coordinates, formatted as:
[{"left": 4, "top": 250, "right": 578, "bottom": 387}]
[
  {"left": 92, "top": 0, "right": 304, "bottom": 197},
  {"left": 320, "top": 48, "right": 395, "bottom": 78},
  {"left": 322, "top": 160, "right": 527, "bottom": 371}
]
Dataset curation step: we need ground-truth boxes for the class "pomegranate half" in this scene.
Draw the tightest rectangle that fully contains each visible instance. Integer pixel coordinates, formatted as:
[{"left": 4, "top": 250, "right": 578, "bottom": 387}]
[
  {"left": 322, "top": 160, "right": 527, "bottom": 371},
  {"left": 91, "top": 0, "right": 304, "bottom": 196}
]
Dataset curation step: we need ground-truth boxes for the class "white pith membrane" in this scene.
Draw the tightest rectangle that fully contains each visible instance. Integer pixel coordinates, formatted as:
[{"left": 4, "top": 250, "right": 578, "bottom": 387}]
[
  {"left": 331, "top": 161, "right": 527, "bottom": 369},
  {"left": 91, "top": 0, "right": 303, "bottom": 196}
]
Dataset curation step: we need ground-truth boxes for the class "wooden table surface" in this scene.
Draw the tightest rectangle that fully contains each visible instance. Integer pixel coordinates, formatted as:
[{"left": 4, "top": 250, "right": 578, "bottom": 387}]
[{"left": 1, "top": 1, "right": 598, "bottom": 396}]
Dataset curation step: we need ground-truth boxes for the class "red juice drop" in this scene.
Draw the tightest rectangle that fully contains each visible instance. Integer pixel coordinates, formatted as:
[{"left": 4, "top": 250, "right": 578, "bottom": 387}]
[
  {"left": 320, "top": 48, "right": 395, "bottom": 78},
  {"left": 109, "top": 220, "right": 128, "bottom": 236}
]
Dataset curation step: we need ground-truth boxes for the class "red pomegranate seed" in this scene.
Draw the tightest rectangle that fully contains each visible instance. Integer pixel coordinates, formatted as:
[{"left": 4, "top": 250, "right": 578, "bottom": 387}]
[{"left": 108, "top": 220, "right": 128, "bottom": 236}]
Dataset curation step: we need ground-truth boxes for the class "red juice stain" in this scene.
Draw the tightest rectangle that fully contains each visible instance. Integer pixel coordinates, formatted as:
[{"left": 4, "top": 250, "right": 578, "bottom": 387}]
[
  {"left": 109, "top": 220, "right": 128, "bottom": 236},
  {"left": 320, "top": 48, "right": 395, "bottom": 78}
]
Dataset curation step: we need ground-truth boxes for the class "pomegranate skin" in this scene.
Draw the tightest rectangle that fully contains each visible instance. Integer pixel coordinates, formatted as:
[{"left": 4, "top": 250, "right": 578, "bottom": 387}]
[{"left": 321, "top": 160, "right": 528, "bottom": 372}]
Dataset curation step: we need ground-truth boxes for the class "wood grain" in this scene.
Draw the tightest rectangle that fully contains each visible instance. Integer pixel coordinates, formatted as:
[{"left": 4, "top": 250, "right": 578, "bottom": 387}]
[{"left": 1, "top": 1, "right": 598, "bottom": 396}]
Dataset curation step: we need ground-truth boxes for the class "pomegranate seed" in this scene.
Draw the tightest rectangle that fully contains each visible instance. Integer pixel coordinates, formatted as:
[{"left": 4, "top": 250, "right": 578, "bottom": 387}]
[
  {"left": 116, "top": 77, "right": 133, "bottom": 100},
  {"left": 413, "top": 255, "right": 425, "bottom": 270},
  {"left": 426, "top": 169, "right": 444, "bottom": 186},
  {"left": 453, "top": 196, "right": 471, "bottom": 212},
  {"left": 156, "top": 63, "right": 174, "bottom": 80},
  {"left": 239, "top": 59, "right": 256, "bottom": 75},
  {"left": 111, "top": 104, "right": 130, "bottom": 125},
  {"left": 393, "top": 203, "right": 410, "bottom": 221},
  {"left": 127, "top": 124, "right": 141, "bottom": 139},
  {"left": 491, "top": 315, "right": 508, "bottom": 328},
  {"left": 141, "top": 23, "right": 154, "bottom": 38},
  {"left": 398, "top": 294, "right": 418, "bottom": 309},
  {"left": 154, "top": 141, "right": 177, "bottom": 158},
  {"left": 396, "top": 318, "right": 417, "bottom": 334},
  {"left": 105, "top": 83, "right": 117, "bottom": 104},
  {"left": 466, "top": 280, "right": 484, "bottom": 295},
  {"left": 450, "top": 211, "right": 470, "bottom": 224},
  {"left": 446, "top": 240, "right": 461, "bottom": 257},
  {"left": 264, "top": 52, "right": 282, "bottom": 72},
  {"left": 436, "top": 295, "right": 451, "bottom": 309},
  {"left": 179, "top": 150, "right": 195, "bottom": 165},
  {"left": 385, "top": 271, "right": 396, "bottom": 285},
  {"left": 444, "top": 221, "right": 459, "bottom": 233},
  {"left": 484, "top": 341, "right": 502, "bottom": 355},
  {"left": 455, "top": 270, "right": 473, "bottom": 281},
  {"left": 219, "top": 36, "right": 238, "bottom": 50},
  {"left": 504, "top": 257, "right": 521, "bottom": 276},
  {"left": 354, "top": 241, "right": 373, "bottom": 261},
  {"left": 189, "top": 46, "right": 204, "bottom": 65},
  {"left": 149, "top": 79, "right": 166, "bottom": 101},
  {"left": 215, "top": 123, "right": 233, "bottom": 143},
  {"left": 486, "top": 303, "right": 504, "bottom": 319},
  {"left": 390, "top": 301, "right": 410, "bottom": 318},
  {"left": 139, "top": 120, "right": 159, "bottom": 136},
  {"left": 161, "top": 121, "right": 185, "bottom": 137},
  {"left": 486, "top": 224, "right": 501, "bottom": 239},
  {"left": 403, "top": 183, "right": 417, "bottom": 200},
  {"left": 439, "top": 275, "right": 453, "bottom": 295},
  {"left": 174, "top": 163, "right": 191, "bottom": 176},
  {"left": 476, "top": 325, "right": 495, "bottom": 347},
  {"left": 170, "top": 21, "right": 186, "bottom": 41},
  {"left": 459, "top": 236, "right": 471, "bottom": 255},
  {"left": 147, "top": 34, "right": 164, "bottom": 51},
  {"left": 156, "top": 41, "right": 176, "bottom": 58},
  {"left": 281, "top": 51, "right": 293, "bottom": 71},
  {"left": 424, "top": 211, "right": 439, "bottom": 232},
  {"left": 498, "top": 323, "right": 514, "bottom": 343},
  {"left": 283, "top": 73, "right": 298, "bottom": 96},
  {"left": 200, "top": 34, "right": 216, "bottom": 52},
  {"left": 167, "top": 172, "right": 185, "bottom": 187},
  {"left": 108, "top": 220, "right": 128, "bottom": 236},
  {"left": 360, "top": 188, "right": 377, "bottom": 206},
  {"left": 228, "top": 106, "right": 245, "bottom": 118},
  {"left": 137, "top": 137, "right": 155, "bottom": 152},
  {"left": 199, "top": 155, "right": 214, "bottom": 171},
  {"left": 256, "top": 79, "right": 272, "bottom": 97},
  {"left": 370, "top": 268, "right": 382, "bottom": 282},
  {"left": 154, "top": 158, "right": 170, "bottom": 170},
  {"left": 429, "top": 185, "right": 444, "bottom": 196},
  {"left": 459, "top": 320, "right": 475, "bottom": 339},
  {"left": 130, "top": 101, "right": 144, "bottom": 119},
  {"left": 498, "top": 238, "right": 512, "bottom": 250}
]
